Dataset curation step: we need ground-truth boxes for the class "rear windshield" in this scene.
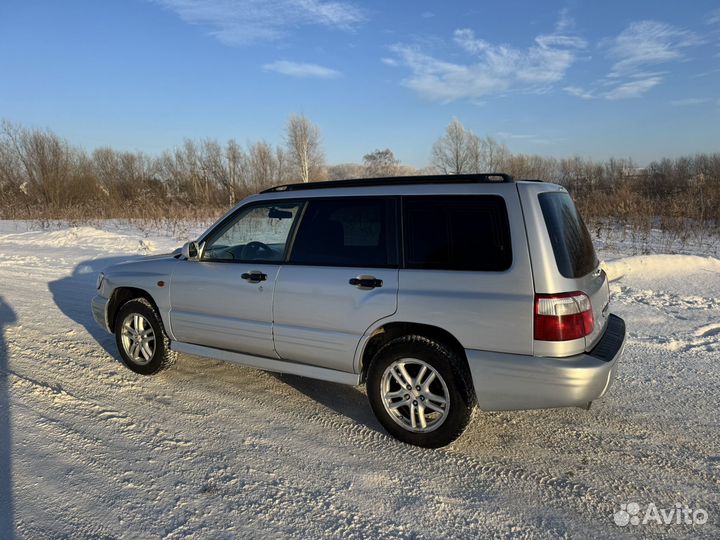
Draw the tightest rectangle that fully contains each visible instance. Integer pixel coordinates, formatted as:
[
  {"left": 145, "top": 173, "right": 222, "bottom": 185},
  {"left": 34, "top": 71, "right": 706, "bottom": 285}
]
[{"left": 538, "top": 192, "right": 598, "bottom": 278}]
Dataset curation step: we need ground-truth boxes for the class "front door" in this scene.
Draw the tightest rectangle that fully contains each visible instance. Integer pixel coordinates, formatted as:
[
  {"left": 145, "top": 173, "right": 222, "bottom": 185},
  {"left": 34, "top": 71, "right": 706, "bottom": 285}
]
[
  {"left": 273, "top": 197, "right": 399, "bottom": 372},
  {"left": 170, "top": 200, "right": 303, "bottom": 358}
]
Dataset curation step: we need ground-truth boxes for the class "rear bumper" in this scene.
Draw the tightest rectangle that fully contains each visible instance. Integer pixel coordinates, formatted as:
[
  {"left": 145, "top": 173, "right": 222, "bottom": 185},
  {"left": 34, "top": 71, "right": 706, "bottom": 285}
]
[
  {"left": 467, "top": 314, "right": 626, "bottom": 411},
  {"left": 91, "top": 294, "right": 112, "bottom": 333}
]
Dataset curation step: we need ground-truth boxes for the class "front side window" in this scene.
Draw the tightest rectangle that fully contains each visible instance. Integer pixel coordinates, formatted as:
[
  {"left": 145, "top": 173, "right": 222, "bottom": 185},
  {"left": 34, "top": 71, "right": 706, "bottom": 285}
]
[
  {"left": 289, "top": 198, "right": 398, "bottom": 267},
  {"left": 403, "top": 196, "right": 512, "bottom": 271},
  {"left": 202, "top": 202, "right": 302, "bottom": 262}
]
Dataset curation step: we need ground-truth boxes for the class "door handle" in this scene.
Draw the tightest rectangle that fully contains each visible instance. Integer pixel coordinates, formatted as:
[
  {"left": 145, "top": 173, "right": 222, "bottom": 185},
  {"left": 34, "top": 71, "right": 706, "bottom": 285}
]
[
  {"left": 241, "top": 270, "right": 267, "bottom": 283},
  {"left": 349, "top": 275, "right": 383, "bottom": 289}
]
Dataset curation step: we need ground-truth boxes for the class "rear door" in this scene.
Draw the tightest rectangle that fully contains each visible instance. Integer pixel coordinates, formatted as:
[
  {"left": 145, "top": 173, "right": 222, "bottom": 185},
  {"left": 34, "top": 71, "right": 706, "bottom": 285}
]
[{"left": 272, "top": 197, "right": 399, "bottom": 372}]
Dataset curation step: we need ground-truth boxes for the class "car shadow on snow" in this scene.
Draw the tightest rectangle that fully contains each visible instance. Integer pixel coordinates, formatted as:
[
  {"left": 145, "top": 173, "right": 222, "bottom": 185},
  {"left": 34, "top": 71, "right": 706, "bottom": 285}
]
[
  {"left": 0, "top": 296, "right": 17, "bottom": 540},
  {"left": 48, "top": 256, "right": 145, "bottom": 363},
  {"left": 273, "top": 373, "right": 384, "bottom": 434}
]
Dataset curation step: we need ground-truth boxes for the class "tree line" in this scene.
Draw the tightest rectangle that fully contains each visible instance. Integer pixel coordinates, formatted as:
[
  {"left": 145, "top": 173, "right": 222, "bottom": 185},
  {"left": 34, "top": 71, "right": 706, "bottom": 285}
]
[
  {"left": 1, "top": 116, "right": 719, "bottom": 235},
  {"left": 0, "top": 114, "right": 325, "bottom": 218}
]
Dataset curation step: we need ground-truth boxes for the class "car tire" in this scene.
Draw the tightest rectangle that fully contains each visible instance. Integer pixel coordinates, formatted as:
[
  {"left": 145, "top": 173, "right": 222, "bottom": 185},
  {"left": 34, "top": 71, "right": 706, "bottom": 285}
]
[
  {"left": 366, "top": 335, "right": 476, "bottom": 448},
  {"left": 114, "top": 297, "right": 176, "bottom": 375}
]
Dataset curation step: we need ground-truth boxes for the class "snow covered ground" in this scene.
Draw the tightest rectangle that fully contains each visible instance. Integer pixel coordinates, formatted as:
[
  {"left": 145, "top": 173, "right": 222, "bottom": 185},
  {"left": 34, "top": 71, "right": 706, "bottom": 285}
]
[{"left": 0, "top": 221, "right": 718, "bottom": 539}]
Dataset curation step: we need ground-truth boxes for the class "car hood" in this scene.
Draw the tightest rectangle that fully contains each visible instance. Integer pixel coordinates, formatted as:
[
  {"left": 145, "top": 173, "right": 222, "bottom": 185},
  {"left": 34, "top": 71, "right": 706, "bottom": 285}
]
[{"left": 103, "top": 251, "right": 180, "bottom": 274}]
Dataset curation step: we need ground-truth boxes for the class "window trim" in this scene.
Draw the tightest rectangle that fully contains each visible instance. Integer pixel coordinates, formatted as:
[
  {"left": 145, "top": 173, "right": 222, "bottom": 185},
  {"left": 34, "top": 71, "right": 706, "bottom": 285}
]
[
  {"left": 284, "top": 195, "right": 401, "bottom": 269},
  {"left": 200, "top": 200, "right": 306, "bottom": 265},
  {"left": 400, "top": 194, "right": 513, "bottom": 272}
]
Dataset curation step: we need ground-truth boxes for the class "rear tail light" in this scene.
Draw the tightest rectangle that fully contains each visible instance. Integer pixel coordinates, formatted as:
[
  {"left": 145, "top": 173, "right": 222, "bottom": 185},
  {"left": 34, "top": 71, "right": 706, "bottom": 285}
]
[{"left": 534, "top": 292, "right": 594, "bottom": 341}]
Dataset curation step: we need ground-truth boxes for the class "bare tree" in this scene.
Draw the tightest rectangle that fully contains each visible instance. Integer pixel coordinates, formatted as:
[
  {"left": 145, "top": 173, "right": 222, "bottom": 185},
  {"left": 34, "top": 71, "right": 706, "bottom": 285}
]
[
  {"left": 363, "top": 148, "right": 400, "bottom": 177},
  {"left": 275, "top": 146, "right": 290, "bottom": 185},
  {"left": 464, "top": 135, "right": 483, "bottom": 173},
  {"left": 176, "top": 140, "right": 204, "bottom": 201},
  {"left": 285, "top": 114, "right": 325, "bottom": 182},
  {"left": 0, "top": 125, "right": 22, "bottom": 190},
  {"left": 0, "top": 120, "right": 90, "bottom": 209},
  {"left": 432, "top": 118, "right": 477, "bottom": 174},
  {"left": 326, "top": 163, "right": 365, "bottom": 180},
  {"left": 431, "top": 120, "right": 512, "bottom": 174},
  {"left": 248, "top": 141, "right": 278, "bottom": 188},
  {"left": 200, "top": 139, "right": 228, "bottom": 205},
  {"left": 225, "top": 139, "right": 246, "bottom": 205},
  {"left": 480, "top": 136, "right": 510, "bottom": 171},
  {"left": 92, "top": 147, "right": 153, "bottom": 202}
]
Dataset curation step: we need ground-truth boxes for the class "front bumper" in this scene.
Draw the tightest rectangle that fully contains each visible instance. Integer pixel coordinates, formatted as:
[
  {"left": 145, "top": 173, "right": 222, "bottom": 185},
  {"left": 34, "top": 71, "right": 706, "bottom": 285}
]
[
  {"left": 91, "top": 294, "right": 112, "bottom": 333},
  {"left": 467, "top": 314, "right": 626, "bottom": 411}
]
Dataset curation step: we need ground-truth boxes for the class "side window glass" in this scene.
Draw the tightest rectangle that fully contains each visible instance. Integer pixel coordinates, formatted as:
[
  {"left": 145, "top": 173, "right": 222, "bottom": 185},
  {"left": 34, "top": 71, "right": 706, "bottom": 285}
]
[
  {"left": 404, "top": 196, "right": 512, "bottom": 271},
  {"left": 290, "top": 198, "right": 398, "bottom": 267},
  {"left": 202, "top": 202, "right": 302, "bottom": 262}
]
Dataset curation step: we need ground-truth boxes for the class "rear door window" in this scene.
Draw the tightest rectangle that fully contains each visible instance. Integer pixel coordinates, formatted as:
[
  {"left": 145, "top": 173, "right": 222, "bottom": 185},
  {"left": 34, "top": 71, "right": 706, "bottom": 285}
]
[
  {"left": 403, "top": 196, "right": 512, "bottom": 271},
  {"left": 289, "top": 197, "right": 399, "bottom": 267},
  {"left": 538, "top": 191, "right": 598, "bottom": 278}
]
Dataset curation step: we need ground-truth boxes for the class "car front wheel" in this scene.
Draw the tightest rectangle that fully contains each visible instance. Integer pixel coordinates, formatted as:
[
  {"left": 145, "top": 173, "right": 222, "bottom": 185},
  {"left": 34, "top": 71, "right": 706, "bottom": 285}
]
[{"left": 114, "top": 297, "right": 175, "bottom": 375}]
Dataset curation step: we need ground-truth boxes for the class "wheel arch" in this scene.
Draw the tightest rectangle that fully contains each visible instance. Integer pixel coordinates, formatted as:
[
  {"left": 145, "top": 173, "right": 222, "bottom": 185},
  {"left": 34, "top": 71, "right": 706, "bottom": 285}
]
[
  {"left": 107, "top": 287, "right": 162, "bottom": 333},
  {"left": 358, "top": 322, "right": 468, "bottom": 384}
]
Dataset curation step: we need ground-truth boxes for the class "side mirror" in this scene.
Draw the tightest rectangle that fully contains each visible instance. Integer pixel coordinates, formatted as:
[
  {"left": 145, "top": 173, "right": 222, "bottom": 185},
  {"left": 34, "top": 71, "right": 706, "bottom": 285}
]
[{"left": 181, "top": 241, "right": 203, "bottom": 261}]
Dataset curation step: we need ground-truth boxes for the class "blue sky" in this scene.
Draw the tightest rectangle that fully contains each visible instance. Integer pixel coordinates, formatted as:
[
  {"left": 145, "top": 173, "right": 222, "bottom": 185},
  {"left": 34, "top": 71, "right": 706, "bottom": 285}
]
[{"left": 1, "top": 0, "right": 719, "bottom": 167}]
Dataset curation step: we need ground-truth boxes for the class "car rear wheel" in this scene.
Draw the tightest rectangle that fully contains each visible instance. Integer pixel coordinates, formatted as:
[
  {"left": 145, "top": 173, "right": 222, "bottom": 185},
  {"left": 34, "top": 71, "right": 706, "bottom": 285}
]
[
  {"left": 367, "top": 335, "right": 475, "bottom": 448},
  {"left": 114, "top": 297, "right": 175, "bottom": 375}
]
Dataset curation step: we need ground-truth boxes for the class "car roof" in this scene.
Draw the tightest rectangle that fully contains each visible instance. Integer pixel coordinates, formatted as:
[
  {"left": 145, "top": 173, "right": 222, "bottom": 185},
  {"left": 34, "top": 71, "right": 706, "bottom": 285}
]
[
  {"left": 235, "top": 176, "right": 559, "bottom": 206},
  {"left": 260, "top": 173, "right": 541, "bottom": 193}
]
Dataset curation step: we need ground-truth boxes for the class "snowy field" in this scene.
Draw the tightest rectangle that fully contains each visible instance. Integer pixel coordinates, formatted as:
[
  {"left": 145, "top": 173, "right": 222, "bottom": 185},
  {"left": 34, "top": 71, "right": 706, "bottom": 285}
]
[{"left": 0, "top": 221, "right": 718, "bottom": 539}]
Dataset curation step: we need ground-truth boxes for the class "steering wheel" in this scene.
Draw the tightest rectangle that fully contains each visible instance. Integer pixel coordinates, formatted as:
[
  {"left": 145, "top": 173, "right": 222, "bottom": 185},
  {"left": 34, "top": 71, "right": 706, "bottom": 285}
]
[{"left": 242, "top": 241, "right": 274, "bottom": 260}]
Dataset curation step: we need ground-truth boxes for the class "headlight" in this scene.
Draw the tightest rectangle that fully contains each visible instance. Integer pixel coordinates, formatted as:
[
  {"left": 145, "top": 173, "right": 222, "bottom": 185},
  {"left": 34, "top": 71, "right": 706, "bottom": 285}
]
[{"left": 96, "top": 272, "right": 105, "bottom": 290}]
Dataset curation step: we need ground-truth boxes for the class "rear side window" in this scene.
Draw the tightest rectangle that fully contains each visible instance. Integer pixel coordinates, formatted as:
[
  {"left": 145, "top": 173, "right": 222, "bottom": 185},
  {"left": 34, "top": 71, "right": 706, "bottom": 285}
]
[
  {"left": 403, "top": 196, "right": 512, "bottom": 271},
  {"left": 538, "top": 192, "right": 598, "bottom": 278},
  {"left": 289, "top": 197, "right": 398, "bottom": 267}
]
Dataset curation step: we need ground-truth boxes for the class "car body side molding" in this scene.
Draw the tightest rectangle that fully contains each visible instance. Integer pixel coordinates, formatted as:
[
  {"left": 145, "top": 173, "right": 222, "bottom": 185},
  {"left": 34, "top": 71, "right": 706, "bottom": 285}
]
[{"left": 171, "top": 341, "right": 361, "bottom": 386}]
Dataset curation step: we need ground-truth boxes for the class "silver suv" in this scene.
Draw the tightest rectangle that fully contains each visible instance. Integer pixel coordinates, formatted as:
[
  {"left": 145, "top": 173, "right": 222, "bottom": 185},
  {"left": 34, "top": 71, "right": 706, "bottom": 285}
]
[{"left": 92, "top": 174, "right": 626, "bottom": 448}]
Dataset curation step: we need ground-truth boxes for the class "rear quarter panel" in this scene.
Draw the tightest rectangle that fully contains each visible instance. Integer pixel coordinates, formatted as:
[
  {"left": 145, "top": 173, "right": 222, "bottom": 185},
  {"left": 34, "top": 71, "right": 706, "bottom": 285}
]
[
  {"left": 379, "top": 184, "right": 535, "bottom": 357},
  {"left": 517, "top": 182, "right": 609, "bottom": 356}
]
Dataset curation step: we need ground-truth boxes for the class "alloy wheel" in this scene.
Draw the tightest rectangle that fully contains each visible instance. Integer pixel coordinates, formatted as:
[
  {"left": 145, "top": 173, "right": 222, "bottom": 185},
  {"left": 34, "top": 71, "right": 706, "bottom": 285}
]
[{"left": 380, "top": 358, "right": 450, "bottom": 433}]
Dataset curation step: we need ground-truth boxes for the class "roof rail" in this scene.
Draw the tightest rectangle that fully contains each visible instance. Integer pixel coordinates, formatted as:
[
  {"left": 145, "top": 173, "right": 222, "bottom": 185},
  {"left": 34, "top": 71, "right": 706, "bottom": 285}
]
[{"left": 261, "top": 173, "right": 515, "bottom": 193}]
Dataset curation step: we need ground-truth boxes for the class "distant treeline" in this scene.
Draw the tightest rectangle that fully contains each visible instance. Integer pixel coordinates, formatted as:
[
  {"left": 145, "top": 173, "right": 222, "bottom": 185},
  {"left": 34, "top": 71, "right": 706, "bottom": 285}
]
[{"left": 1, "top": 117, "right": 719, "bottom": 236}]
